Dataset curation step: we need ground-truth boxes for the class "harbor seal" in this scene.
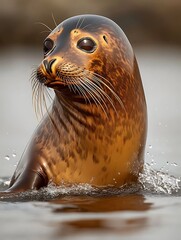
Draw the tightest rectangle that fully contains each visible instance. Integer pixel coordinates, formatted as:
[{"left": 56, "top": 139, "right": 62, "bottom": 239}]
[{"left": 6, "top": 14, "right": 147, "bottom": 192}]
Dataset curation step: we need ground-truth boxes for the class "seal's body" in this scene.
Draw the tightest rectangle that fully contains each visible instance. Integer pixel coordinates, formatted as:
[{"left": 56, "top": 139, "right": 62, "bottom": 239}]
[{"left": 7, "top": 15, "right": 147, "bottom": 192}]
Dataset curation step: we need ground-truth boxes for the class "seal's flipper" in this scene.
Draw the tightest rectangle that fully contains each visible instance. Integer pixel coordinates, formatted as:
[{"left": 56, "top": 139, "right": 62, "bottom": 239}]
[{"left": 6, "top": 169, "right": 48, "bottom": 193}]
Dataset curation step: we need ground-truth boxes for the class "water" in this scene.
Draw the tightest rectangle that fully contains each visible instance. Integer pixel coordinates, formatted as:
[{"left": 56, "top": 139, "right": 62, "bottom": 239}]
[
  {"left": 0, "top": 181, "right": 181, "bottom": 240},
  {"left": 0, "top": 46, "right": 181, "bottom": 239}
]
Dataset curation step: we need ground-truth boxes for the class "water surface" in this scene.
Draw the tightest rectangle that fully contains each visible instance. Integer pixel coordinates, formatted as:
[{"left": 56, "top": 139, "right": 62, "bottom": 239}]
[{"left": 0, "top": 184, "right": 181, "bottom": 240}]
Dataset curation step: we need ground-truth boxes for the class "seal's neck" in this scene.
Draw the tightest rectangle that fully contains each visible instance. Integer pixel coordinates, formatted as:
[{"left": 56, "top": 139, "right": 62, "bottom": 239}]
[
  {"left": 49, "top": 91, "right": 111, "bottom": 136},
  {"left": 44, "top": 91, "right": 124, "bottom": 157},
  {"left": 54, "top": 90, "right": 97, "bottom": 116}
]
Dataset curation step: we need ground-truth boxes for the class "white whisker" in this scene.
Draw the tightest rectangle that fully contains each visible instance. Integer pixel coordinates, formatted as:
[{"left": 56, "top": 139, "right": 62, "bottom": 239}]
[
  {"left": 51, "top": 12, "right": 58, "bottom": 27},
  {"left": 83, "top": 77, "right": 109, "bottom": 112},
  {"left": 75, "top": 17, "right": 82, "bottom": 29},
  {"left": 81, "top": 24, "right": 92, "bottom": 31},
  {"left": 79, "top": 17, "right": 85, "bottom": 29},
  {"left": 79, "top": 78, "right": 108, "bottom": 118},
  {"left": 35, "top": 22, "right": 52, "bottom": 32},
  {"left": 85, "top": 77, "right": 118, "bottom": 115},
  {"left": 86, "top": 71, "right": 125, "bottom": 111}
]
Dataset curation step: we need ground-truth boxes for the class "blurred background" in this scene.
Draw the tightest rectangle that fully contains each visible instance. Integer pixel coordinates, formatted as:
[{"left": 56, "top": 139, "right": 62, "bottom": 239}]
[
  {"left": 1, "top": 0, "right": 181, "bottom": 47},
  {"left": 0, "top": 0, "right": 181, "bottom": 177}
]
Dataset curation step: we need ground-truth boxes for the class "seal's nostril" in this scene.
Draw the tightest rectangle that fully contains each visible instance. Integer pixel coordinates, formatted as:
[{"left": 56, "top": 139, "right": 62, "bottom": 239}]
[
  {"left": 43, "top": 58, "right": 56, "bottom": 74},
  {"left": 49, "top": 59, "right": 56, "bottom": 72}
]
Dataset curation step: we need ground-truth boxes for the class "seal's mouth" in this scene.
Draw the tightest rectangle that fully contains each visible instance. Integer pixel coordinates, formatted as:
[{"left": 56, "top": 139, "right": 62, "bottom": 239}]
[{"left": 45, "top": 78, "right": 68, "bottom": 90}]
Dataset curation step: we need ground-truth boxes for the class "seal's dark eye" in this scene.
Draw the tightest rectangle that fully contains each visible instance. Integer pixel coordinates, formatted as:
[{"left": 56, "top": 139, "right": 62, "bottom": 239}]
[
  {"left": 43, "top": 38, "right": 54, "bottom": 55},
  {"left": 77, "top": 37, "right": 96, "bottom": 53}
]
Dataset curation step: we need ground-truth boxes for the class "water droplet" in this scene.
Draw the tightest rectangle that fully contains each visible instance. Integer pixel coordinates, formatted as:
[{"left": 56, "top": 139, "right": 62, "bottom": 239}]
[
  {"left": 12, "top": 153, "right": 16, "bottom": 158},
  {"left": 113, "top": 178, "right": 116, "bottom": 181},
  {"left": 5, "top": 155, "right": 10, "bottom": 161},
  {"left": 171, "top": 162, "right": 178, "bottom": 167},
  {"left": 150, "top": 159, "right": 155, "bottom": 166},
  {"left": 146, "top": 151, "right": 150, "bottom": 155},
  {"left": 118, "top": 172, "right": 120, "bottom": 175},
  {"left": 149, "top": 145, "right": 152, "bottom": 149}
]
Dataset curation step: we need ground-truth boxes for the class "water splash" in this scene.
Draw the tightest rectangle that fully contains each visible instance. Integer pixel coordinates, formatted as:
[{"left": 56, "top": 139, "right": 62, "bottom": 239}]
[
  {"left": 0, "top": 182, "right": 139, "bottom": 201},
  {"left": 139, "top": 163, "right": 180, "bottom": 194},
  {"left": 29, "top": 182, "right": 137, "bottom": 200},
  {"left": 0, "top": 163, "right": 180, "bottom": 201},
  {"left": 0, "top": 177, "right": 10, "bottom": 192}
]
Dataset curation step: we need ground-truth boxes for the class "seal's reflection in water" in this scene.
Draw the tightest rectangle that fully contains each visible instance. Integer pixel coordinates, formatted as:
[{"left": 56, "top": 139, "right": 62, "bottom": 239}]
[
  {"left": 56, "top": 217, "right": 149, "bottom": 238},
  {"left": 48, "top": 194, "right": 152, "bottom": 238}
]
